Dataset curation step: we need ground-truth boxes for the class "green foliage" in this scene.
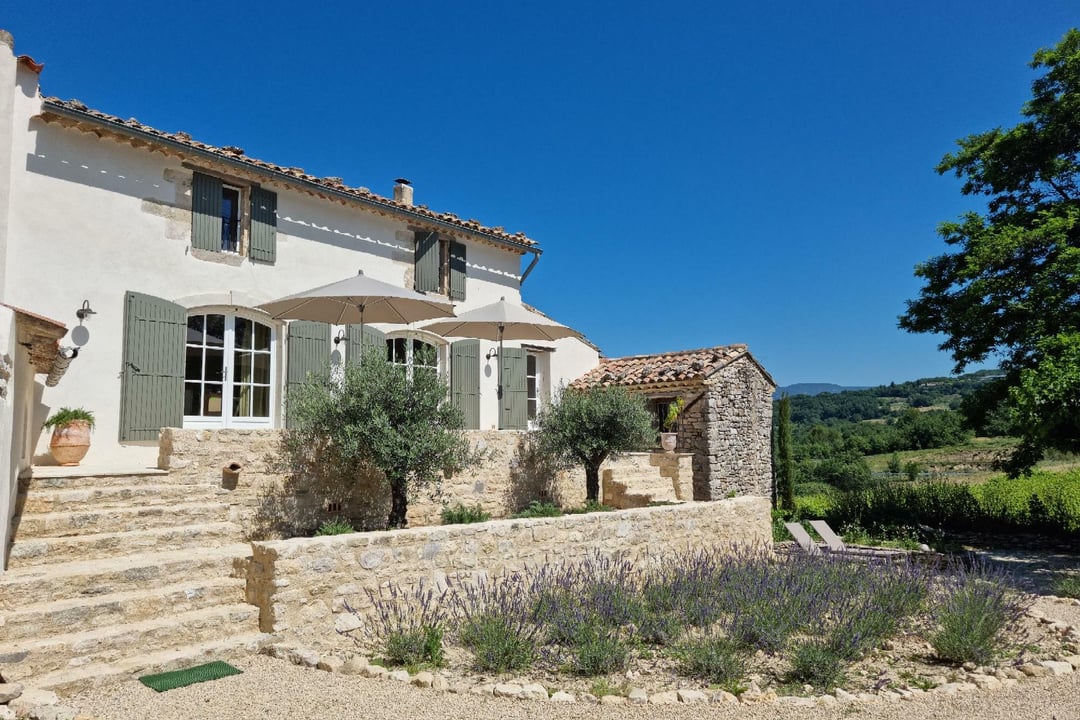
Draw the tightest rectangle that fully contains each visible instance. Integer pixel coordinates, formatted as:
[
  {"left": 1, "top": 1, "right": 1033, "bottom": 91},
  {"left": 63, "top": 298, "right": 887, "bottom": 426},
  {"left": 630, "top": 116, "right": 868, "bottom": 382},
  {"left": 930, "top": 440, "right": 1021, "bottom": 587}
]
[
  {"left": 567, "top": 627, "right": 629, "bottom": 676},
  {"left": 672, "top": 636, "right": 746, "bottom": 689},
  {"left": 535, "top": 385, "right": 654, "bottom": 502},
  {"left": 383, "top": 625, "right": 444, "bottom": 668},
  {"left": 663, "top": 396, "right": 685, "bottom": 432},
  {"left": 42, "top": 407, "right": 95, "bottom": 430},
  {"left": 826, "top": 470, "right": 1080, "bottom": 539},
  {"left": 887, "top": 453, "right": 903, "bottom": 474},
  {"left": 900, "top": 29, "right": 1080, "bottom": 474},
  {"left": 930, "top": 566, "right": 1028, "bottom": 665},
  {"left": 314, "top": 518, "right": 354, "bottom": 536},
  {"left": 787, "top": 641, "right": 846, "bottom": 689},
  {"left": 1051, "top": 575, "right": 1080, "bottom": 599},
  {"left": 774, "top": 395, "right": 795, "bottom": 511},
  {"left": 459, "top": 613, "right": 536, "bottom": 673},
  {"left": 565, "top": 499, "right": 615, "bottom": 514},
  {"left": 282, "top": 346, "right": 475, "bottom": 529},
  {"left": 510, "top": 500, "right": 563, "bottom": 518},
  {"left": 903, "top": 461, "right": 922, "bottom": 482},
  {"left": 440, "top": 503, "right": 490, "bottom": 525},
  {"left": 811, "top": 453, "right": 873, "bottom": 491}
]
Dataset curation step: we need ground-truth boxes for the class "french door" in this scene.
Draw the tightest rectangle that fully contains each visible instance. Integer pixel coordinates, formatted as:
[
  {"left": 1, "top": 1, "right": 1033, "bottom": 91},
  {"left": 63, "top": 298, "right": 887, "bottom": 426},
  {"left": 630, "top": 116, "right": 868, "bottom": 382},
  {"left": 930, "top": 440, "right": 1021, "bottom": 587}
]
[{"left": 184, "top": 313, "right": 275, "bottom": 428}]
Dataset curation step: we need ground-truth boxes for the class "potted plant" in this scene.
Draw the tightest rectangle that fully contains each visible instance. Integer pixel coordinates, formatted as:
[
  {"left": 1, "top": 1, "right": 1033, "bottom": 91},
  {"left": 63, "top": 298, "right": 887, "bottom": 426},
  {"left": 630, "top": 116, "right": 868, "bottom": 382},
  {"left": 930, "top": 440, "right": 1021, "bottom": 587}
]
[
  {"left": 660, "top": 397, "right": 684, "bottom": 452},
  {"left": 43, "top": 407, "right": 95, "bottom": 466}
]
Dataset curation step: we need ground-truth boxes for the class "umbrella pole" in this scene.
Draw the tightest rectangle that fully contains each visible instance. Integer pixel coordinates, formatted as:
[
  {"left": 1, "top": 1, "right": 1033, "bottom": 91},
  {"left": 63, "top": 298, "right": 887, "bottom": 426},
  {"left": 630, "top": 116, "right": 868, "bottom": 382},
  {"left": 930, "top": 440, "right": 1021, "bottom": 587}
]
[
  {"left": 497, "top": 323, "right": 505, "bottom": 403},
  {"left": 358, "top": 304, "right": 365, "bottom": 365}
]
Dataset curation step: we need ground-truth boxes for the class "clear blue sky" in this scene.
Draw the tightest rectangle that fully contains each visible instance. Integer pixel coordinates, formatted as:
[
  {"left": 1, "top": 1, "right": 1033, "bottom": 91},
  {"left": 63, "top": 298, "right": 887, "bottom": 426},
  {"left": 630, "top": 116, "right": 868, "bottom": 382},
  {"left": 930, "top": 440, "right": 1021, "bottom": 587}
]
[{"left": 4, "top": 2, "right": 1077, "bottom": 386}]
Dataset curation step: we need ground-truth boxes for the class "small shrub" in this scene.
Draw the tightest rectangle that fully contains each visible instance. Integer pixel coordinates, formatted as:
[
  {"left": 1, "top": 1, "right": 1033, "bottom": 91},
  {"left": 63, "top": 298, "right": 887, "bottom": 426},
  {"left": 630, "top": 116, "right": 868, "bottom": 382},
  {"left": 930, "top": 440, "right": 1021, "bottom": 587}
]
[
  {"left": 315, "top": 518, "right": 354, "bottom": 536},
  {"left": 568, "top": 627, "right": 629, "bottom": 676},
  {"left": 887, "top": 453, "right": 902, "bottom": 474},
  {"left": 930, "top": 561, "right": 1031, "bottom": 665},
  {"left": 589, "top": 679, "right": 627, "bottom": 698},
  {"left": 787, "top": 641, "right": 846, "bottom": 689},
  {"left": 440, "top": 502, "right": 490, "bottom": 525},
  {"left": 565, "top": 499, "right": 615, "bottom": 514},
  {"left": 672, "top": 636, "right": 746, "bottom": 689},
  {"left": 459, "top": 613, "right": 535, "bottom": 672},
  {"left": 42, "top": 407, "right": 95, "bottom": 430},
  {"left": 1052, "top": 575, "right": 1080, "bottom": 599},
  {"left": 384, "top": 625, "right": 444, "bottom": 667},
  {"left": 511, "top": 501, "right": 563, "bottom": 518},
  {"left": 903, "top": 461, "right": 922, "bottom": 482}
]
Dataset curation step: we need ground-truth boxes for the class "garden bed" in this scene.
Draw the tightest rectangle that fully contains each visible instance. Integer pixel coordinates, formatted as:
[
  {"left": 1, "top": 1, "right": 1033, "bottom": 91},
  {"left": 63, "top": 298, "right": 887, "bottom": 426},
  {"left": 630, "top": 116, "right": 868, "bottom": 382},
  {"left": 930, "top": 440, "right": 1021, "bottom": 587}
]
[{"left": 340, "top": 546, "right": 1079, "bottom": 700}]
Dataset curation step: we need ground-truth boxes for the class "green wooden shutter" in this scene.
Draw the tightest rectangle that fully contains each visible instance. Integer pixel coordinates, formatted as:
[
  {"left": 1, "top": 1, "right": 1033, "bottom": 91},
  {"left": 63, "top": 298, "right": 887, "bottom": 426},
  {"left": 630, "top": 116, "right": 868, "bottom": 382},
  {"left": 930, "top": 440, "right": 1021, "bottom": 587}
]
[
  {"left": 451, "top": 339, "right": 480, "bottom": 429},
  {"left": 449, "top": 240, "right": 466, "bottom": 301},
  {"left": 346, "top": 324, "right": 387, "bottom": 365},
  {"left": 249, "top": 187, "right": 277, "bottom": 263},
  {"left": 119, "top": 291, "right": 186, "bottom": 441},
  {"left": 286, "top": 321, "right": 330, "bottom": 428},
  {"left": 500, "top": 347, "right": 528, "bottom": 430},
  {"left": 414, "top": 231, "right": 440, "bottom": 293},
  {"left": 191, "top": 172, "right": 222, "bottom": 251}
]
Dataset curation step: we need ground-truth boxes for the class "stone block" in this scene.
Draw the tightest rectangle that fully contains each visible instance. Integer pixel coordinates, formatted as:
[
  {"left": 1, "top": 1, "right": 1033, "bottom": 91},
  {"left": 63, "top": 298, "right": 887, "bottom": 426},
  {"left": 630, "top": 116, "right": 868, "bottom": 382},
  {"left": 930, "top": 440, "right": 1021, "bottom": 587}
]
[
  {"left": 549, "top": 691, "right": 575, "bottom": 703},
  {"left": 1040, "top": 660, "right": 1074, "bottom": 676},
  {"left": 0, "top": 683, "right": 23, "bottom": 703},
  {"left": 520, "top": 684, "right": 547, "bottom": 700},
  {"left": 412, "top": 672, "right": 434, "bottom": 688},
  {"left": 493, "top": 683, "right": 523, "bottom": 698}
]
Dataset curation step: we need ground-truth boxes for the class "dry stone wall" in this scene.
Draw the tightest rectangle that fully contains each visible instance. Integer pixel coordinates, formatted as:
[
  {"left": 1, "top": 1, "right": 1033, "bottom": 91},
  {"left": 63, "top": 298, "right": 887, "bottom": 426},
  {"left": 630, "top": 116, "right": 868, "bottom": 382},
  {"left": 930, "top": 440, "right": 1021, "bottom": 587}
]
[
  {"left": 704, "top": 357, "right": 775, "bottom": 498},
  {"left": 246, "top": 497, "right": 771, "bottom": 649},
  {"left": 158, "top": 429, "right": 689, "bottom": 536}
]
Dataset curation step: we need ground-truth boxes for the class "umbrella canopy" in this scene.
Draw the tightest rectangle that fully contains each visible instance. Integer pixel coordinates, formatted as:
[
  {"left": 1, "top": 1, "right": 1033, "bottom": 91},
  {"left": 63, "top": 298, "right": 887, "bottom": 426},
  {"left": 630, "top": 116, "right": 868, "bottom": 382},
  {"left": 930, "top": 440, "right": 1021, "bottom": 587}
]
[
  {"left": 256, "top": 270, "right": 456, "bottom": 327},
  {"left": 419, "top": 296, "right": 582, "bottom": 342},
  {"left": 420, "top": 297, "right": 583, "bottom": 400}
]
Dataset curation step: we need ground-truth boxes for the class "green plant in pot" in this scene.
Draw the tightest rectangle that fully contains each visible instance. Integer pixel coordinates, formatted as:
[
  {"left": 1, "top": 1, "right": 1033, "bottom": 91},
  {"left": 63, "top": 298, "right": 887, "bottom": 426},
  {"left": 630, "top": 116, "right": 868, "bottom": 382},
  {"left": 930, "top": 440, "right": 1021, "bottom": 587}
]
[
  {"left": 660, "top": 397, "right": 684, "bottom": 452},
  {"left": 43, "top": 407, "right": 95, "bottom": 466}
]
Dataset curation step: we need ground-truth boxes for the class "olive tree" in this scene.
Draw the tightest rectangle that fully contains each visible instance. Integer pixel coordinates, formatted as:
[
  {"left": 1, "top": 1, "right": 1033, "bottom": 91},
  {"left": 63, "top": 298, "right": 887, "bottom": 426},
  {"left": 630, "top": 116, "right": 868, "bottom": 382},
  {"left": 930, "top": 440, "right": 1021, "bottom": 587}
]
[
  {"left": 535, "top": 385, "right": 655, "bottom": 503},
  {"left": 283, "top": 347, "right": 475, "bottom": 529}
]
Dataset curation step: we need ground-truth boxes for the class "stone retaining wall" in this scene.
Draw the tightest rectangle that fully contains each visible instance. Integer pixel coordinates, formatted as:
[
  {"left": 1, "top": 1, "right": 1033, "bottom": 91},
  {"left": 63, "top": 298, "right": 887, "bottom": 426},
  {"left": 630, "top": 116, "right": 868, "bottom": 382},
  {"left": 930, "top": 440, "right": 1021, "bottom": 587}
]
[
  {"left": 247, "top": 496, "right": 771, "bottom": 649},
  {"left": 158, "top": 429, "right": 693, "bottom": 536}
]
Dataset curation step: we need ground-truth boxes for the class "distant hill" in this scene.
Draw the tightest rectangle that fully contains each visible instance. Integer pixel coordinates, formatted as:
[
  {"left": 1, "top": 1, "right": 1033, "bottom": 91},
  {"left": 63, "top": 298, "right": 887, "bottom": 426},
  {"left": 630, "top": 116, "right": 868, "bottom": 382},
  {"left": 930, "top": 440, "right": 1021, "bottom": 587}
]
[{"left": 775, "top": 383, "right": 868, "bottom": 399}]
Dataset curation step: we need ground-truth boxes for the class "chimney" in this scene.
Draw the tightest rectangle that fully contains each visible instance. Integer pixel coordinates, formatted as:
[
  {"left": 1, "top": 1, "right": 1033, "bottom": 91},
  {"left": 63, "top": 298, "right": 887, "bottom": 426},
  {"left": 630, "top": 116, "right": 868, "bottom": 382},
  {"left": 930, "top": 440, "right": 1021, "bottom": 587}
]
[{"left": 393, "top": 178, "right": 413, "bottom": 206}]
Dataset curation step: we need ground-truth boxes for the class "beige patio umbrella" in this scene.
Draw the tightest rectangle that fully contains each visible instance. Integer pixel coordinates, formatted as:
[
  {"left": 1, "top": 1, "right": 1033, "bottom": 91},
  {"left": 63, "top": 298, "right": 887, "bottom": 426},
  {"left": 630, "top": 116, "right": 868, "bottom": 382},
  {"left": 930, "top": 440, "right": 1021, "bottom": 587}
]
[
  {"left": 419, "top": 296, "right": 583, "bottom": 396},
  {"left": 256, "top": 270, "right": 456, "bottom": 338}
]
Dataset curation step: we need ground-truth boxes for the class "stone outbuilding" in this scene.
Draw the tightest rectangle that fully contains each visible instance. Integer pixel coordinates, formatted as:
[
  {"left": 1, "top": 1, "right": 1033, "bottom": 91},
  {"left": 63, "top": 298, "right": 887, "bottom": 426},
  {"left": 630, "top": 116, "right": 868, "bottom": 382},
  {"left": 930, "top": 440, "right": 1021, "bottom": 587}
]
[{"left": 572, "top": 345, "right": 775, "bottom": 500}]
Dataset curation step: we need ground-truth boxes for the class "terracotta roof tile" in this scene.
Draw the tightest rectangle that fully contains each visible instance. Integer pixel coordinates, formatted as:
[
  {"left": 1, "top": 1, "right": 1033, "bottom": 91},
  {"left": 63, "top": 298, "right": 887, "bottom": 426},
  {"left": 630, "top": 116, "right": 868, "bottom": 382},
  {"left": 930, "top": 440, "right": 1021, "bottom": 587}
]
[
  {"left": 38, "top": 97, "right": 538, "bottom": 250},
  {"left": 572, "top": 345, "right": 751, "bottom": 389}
]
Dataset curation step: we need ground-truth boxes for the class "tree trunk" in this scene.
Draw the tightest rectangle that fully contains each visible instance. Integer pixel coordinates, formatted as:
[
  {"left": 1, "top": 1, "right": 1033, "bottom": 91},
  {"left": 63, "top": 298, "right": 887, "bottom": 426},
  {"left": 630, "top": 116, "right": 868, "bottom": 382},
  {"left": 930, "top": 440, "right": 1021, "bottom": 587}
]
[
  {"left": 585, "top": 464, "right": 601, "bottom": 503},
  {"left": 388, "top": 479, "right": 409, "bottom": 529}
]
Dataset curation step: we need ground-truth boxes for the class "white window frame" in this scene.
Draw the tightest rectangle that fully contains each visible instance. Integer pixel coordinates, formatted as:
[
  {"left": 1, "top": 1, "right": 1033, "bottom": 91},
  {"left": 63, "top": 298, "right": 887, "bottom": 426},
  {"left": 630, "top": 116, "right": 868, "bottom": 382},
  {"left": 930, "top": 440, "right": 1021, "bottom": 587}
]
[
  {"left": 525, "top": 349, "right": 550, "bottom": 430},
  {"left": 384, "top": 331, "right": 446, "bottom": 380},
  {"left": 183, "top": 311, "right": 277, "bottom": 429}
]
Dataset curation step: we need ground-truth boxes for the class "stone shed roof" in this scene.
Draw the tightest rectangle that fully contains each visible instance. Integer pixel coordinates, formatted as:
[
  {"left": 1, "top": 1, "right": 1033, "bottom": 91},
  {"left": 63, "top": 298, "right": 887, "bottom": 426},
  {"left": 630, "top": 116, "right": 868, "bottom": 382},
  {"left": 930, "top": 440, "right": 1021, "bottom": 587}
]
[
  {"left": 37, "top": 97, "right": 539, "bottom": 253},
  {"left": 572, "top": 345, "right": 774, "bottom": 390}
]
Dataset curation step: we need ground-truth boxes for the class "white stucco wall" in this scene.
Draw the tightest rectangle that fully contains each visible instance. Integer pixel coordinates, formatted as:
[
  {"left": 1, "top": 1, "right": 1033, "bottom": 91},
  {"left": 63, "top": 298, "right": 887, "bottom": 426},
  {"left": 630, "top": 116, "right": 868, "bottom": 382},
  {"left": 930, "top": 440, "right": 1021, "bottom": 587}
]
[
  {"left": 0, "top": 307, "right": 16, "bottom": 568},
  {"left": 0, "top": 67, "right": 599, "bottom": 466}
]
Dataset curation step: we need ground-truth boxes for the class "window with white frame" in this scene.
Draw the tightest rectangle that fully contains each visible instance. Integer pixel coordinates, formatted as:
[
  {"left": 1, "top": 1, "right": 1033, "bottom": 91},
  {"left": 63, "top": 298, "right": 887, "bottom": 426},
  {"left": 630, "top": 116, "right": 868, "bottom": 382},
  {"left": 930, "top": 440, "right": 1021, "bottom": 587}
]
[
  {"left": 184, "top": 313, "right": 274, "bottom": 427},
  {"left": 525, "top": 350, "right": 550, "bottom": 429},
  {"left": 386, "top": 336, "right": 441, "bottom": 378}
]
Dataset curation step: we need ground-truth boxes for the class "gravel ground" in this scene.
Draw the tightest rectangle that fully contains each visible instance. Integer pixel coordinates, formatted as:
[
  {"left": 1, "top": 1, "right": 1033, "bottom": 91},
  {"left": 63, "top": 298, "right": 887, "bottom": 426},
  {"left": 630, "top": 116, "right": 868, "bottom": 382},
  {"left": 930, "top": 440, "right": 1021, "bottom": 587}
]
[
  {"left": 69, "top": 545, "right": 1080, "bottom": 720},
  {"left": 70, "top": 654, "right": 1080, "bottom": 720}
]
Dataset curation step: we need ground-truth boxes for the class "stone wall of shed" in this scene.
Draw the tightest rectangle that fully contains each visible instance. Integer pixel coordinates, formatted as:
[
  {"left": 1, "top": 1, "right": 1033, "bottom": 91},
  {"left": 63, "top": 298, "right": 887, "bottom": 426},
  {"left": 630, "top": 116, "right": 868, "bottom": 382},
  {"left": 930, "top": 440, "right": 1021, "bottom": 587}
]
[{"left": 704, "top": 356, "right": 775, "bottom": 498}]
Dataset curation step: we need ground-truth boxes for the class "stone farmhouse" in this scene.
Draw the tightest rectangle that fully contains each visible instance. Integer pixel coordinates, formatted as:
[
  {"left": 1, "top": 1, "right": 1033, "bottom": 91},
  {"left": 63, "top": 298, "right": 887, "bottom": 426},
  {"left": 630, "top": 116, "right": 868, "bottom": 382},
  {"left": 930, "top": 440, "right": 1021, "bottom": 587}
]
[
  {"left": 0, "top": 32, "right": 776, "bottom": 693},
  {"left": 572, "top": 345, "right": 775, "bottom": 501}
]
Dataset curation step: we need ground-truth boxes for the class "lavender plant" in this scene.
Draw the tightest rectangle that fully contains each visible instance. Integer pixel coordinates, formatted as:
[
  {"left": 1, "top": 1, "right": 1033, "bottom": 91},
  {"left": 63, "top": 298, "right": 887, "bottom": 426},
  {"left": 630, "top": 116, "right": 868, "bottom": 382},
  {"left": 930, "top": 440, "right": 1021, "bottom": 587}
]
[
  {"left": 452, "top": 573, "right": 542, "bottom": 672},
  {"left": 350, "top": 580, "right": 449, "bottom": 667},
  {"left": 929, "top": 559, "right": 1032, "bottom": 665},
  {"left": 672, "top": 635, "right": 746, "bottom": 690}
]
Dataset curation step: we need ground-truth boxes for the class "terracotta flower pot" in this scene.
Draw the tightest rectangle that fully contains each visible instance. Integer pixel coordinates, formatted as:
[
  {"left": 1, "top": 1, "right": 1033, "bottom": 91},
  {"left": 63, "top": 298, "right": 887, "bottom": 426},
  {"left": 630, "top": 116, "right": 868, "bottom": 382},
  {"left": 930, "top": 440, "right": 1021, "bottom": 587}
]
[{"left": 50, "top": 420, "right": 92, "bottom": 466}]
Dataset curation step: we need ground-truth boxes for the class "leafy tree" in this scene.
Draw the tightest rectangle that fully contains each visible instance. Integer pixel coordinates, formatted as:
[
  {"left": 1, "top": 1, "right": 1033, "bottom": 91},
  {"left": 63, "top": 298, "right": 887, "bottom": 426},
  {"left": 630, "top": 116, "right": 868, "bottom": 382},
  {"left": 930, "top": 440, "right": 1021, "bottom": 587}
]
[
  {"left": 1006, "top": 332, "right": 1080, "bottom": 473},
  {"left": 536, "top": 386, "right": 654, "bottom": 502},
  {"left": 284, "top": 347, "right": 475, "bottom": 529},
  {"left": 774, "top": 395, "right": 795, "bottom": 511},
  {"left": 900, "top": 29, "right": 1080, "bottom": 473},
  {"left": 812, "top": 452, "right": 873, "bottom": 492}
]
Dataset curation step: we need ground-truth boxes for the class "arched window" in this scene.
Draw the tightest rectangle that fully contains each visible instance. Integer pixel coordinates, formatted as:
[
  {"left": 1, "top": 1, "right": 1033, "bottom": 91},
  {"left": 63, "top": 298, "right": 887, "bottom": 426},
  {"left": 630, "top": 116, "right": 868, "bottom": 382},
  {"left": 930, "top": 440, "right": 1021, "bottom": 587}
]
[
  {"left": 184, "top": 313, "right": 275, "bottom": 427},
  {"left": 385, "top": 335, "right": 441, "bottom": 378}
]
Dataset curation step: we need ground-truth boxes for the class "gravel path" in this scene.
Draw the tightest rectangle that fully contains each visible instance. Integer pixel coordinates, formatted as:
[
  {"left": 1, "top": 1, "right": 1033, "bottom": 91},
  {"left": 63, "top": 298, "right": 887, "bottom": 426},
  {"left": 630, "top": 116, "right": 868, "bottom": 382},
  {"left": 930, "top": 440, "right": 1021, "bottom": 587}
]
[{"left": 70, "top": 654, "right": 1080, "bottom": 720}]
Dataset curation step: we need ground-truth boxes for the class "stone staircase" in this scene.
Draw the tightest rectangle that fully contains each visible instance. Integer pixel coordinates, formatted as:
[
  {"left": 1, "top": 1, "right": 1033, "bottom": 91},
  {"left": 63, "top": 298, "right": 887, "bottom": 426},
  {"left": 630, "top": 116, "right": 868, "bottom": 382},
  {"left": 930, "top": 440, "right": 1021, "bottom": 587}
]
[{"left": 0, "top": 468, "right": 267, "bottom": 693}]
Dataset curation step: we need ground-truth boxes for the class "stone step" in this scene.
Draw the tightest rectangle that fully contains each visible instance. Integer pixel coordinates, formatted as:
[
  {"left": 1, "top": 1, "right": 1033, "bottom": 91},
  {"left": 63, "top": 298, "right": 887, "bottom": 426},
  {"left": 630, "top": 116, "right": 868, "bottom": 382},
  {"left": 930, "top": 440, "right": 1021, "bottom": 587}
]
[
  {"left": 17, "top": 483, "right": 231, "bottom": 514},
  {"left": 1, "top": 576, "right": 246, "bottom": 642},
  {"left": 8, "top": 522, "right": 244, "bottom": 568},
  {"left": 0, "top": 603, "right": 261, "bottom": 680},
  {"left": 13, "top": 501, "right": 233, "bottom": 538},
  {"left": 29, "top": 631, "right": 271, "bottom": 695},
  {"left": 0, "top": 543, "right": 252, "bottom": 610},
  {"left": 18, "top": 470, "right": 216, "bottom": 493}
]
